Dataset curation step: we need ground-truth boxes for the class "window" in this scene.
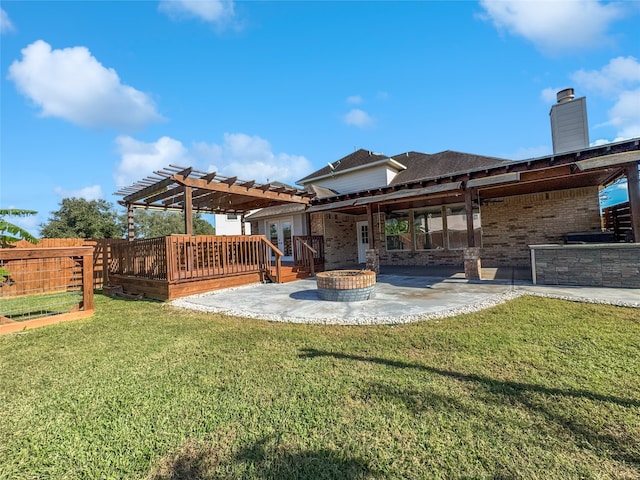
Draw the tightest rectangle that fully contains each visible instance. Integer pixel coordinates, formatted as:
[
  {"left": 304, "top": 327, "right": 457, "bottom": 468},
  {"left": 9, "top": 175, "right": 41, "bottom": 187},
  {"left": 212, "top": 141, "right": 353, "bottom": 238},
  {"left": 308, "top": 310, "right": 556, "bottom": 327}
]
[
  {"left": 385, "top": 212, "right": 411, "bottom": 251},
  {"left": 414, "top": 208, "right": 445, "bottom": 250},
  {"left": 384, "top": 204, "right": 482, "bottom": 252},
  {"left": 226, "top": 214, "right": 238, "bottom": 220},
  {"left": 446, "top": 206, "right": 481, "bottom": 249}
]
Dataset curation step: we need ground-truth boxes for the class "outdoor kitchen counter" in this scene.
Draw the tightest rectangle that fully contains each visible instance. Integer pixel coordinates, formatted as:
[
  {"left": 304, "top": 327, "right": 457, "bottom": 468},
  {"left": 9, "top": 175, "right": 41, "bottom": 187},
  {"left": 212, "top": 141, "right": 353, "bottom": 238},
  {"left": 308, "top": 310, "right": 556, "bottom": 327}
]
[{"left": 529, "top": 243, "right": 640, "bottom": 288}]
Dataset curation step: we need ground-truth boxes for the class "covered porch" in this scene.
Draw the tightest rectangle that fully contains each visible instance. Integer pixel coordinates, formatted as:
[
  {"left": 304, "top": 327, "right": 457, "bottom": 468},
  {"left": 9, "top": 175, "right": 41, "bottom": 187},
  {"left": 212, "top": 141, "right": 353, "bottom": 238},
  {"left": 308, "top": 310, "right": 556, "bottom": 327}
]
[{"left": 307, "top": 140, "right": 640, "bottom": 284}]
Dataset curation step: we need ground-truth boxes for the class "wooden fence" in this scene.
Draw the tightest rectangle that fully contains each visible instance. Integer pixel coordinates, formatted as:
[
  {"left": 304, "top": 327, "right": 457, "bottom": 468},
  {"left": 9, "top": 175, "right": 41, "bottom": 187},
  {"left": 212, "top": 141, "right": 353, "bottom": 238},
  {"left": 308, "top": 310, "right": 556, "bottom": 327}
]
[
  {"left": 0, "top": 246, "right": 94, "bottom": 334},
  {"left": 12, "top": 238, "right": 127, "bottom": 289},
  {"left": 602, "top": 202, "right": 633, "bottom": 242}
]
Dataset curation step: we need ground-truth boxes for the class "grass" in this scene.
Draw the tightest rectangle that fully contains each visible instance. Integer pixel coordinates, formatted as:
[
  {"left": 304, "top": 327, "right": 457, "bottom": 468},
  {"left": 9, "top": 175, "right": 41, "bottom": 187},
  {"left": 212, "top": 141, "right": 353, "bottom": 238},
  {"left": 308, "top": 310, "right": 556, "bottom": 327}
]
[
  {"left": 0, "top": 290, "right": 82, "bottom": 321},
  {"left": 0, "top": 294, "right": 638, "bottom": 479}
]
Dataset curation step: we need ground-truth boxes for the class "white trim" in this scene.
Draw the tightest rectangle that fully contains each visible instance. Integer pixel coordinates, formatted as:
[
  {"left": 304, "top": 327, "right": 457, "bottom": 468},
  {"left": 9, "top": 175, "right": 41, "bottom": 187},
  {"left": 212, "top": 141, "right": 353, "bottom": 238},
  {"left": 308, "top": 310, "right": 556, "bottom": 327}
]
[{"left": 300, "top": 158, "right": 407, "bottom": 184}]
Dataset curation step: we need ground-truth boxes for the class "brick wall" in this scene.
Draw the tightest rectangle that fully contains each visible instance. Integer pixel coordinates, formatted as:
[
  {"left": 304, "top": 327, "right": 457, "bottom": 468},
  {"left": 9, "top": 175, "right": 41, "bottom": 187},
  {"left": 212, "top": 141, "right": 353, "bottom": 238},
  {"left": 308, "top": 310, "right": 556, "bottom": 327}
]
[
  {"left": 311, "top": 212, "right": 358, "bottom": 269},
  {"left": 481, "top": 187, "right": 601, "bottom": 267},
  {"left": 532, "top": 244, "right": 640, "bottom": 288}
]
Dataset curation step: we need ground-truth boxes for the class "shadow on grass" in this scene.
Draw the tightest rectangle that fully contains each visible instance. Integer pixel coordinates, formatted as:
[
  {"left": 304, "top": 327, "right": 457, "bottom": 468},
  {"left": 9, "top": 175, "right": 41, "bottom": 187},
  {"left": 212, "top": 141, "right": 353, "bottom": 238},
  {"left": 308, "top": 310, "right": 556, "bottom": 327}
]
[
  {"left": 299, "top": 348, "right": 640, "bottom": 467},
  {"left": 149, "top": 436, "right": 376, "bottom": 480},
  {"left": 299, "top": 349, "right": 639, "bottom": 408}
]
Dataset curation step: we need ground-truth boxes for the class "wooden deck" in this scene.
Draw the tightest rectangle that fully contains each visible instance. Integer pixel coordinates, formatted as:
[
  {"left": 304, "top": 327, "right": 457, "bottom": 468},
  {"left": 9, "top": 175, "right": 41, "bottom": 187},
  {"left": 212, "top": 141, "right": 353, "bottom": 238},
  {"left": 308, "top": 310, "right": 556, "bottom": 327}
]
[{"left": 107, "top": 235, "right": 324, "bottom": 301}]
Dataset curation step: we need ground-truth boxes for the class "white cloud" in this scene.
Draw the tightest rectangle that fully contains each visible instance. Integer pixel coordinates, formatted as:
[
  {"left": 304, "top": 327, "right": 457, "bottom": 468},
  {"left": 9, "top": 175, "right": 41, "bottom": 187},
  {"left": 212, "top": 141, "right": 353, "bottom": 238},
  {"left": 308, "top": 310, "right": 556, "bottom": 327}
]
[
  {"left": 116, "top": 133, "right": 311, "bottom": 187},
  {"left": 114, "top": 136, "right": 189, "bottom": 186},
  {"left": 507, "top": 145, "right": 552, "bottom": 160},
  {"left": 479, "top": 0, "right": 624, "bottom": 54},
  {"left": 343, "top": 108, "right": 374, "bottom": 128},
  {"left": 572, "top": 56, "right": 640, "bottom": 95},
  {"left": 570, "top": 57, "right": 640, "bottom": 140},
  {"left": 159, "top": 0, "right": 236, "bottom": 28},
  {"left": 54, "top": 185, "right": 104, "bottom": 201},
  {"left": 194, "top": 133, "right": 312, "bottom": 184},
  {"left": 346, "top": 95, "right": 363, "bottom": 105},
  {"left": 7, "top": 40, "right": 163, "bottom": 130},
  {"left": 540, "top": 87, "right": 563, "bottom": 104},
  {"left": 1, "top": 8, "right": 15, "bottom": 34},
  {"left": 608, "top": 87, "right": 640, "bottom": 138}
]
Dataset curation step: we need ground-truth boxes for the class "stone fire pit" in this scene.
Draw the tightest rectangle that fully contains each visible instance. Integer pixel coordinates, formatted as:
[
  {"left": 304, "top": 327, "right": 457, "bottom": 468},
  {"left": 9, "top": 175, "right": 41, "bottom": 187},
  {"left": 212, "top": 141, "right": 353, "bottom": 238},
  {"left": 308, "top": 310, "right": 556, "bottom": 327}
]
[{"left": 316, "top": 270, "right": 376, "bottom": 302}]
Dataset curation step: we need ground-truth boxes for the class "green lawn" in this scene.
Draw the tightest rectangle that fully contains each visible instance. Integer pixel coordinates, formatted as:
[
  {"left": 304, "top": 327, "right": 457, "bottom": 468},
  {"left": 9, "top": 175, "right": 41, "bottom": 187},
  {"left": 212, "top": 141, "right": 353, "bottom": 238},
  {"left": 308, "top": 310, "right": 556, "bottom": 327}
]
[
  {"left": 0, "top": 294, "right": 638, "bottom": 479},
  {"left": 0, "top": 291, "right": 82, "bottom": 321}
]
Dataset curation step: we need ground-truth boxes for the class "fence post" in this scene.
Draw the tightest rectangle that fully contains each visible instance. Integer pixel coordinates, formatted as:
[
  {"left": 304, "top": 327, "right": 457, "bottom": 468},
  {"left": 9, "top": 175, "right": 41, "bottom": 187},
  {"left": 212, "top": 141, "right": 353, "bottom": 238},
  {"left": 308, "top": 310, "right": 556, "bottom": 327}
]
[{"left": 82, "top": 249, "right": 95, "bottom": 311}]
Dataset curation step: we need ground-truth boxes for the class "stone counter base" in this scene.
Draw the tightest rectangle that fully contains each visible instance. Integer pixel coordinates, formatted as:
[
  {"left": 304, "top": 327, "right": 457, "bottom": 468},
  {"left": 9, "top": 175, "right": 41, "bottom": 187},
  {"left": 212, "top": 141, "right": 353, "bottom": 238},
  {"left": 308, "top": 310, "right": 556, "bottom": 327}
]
[{"left": 530, "top": 243, "right": 640, "bottom": 288}]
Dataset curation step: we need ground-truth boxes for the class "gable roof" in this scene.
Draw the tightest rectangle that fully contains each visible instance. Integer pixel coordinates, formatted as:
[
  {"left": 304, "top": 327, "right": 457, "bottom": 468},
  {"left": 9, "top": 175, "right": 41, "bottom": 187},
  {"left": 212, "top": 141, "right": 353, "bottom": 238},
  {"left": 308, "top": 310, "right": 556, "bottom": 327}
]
[
  {"left": 297, "top": 149, "right": 395, "bottom": 184},
  {"left": 389, "top": 150, "right": 512, "bottom": 186}
]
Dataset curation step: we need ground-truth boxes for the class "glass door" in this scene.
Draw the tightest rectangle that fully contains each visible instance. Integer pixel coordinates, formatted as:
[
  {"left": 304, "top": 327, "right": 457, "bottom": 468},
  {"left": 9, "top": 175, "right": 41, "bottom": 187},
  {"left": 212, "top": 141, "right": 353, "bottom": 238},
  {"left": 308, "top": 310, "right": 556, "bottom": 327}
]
[{"left": 267, "top": 219, "right": 294, "bottom": 261}]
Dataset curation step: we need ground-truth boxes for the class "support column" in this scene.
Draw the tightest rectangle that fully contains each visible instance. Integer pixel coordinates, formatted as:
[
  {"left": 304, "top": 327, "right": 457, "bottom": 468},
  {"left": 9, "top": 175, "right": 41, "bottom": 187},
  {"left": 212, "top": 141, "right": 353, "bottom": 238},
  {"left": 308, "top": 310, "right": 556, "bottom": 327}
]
[
  {"left": 465, "top": 188, "right": 475, "bottom": 247},
  {"left": 241, "top": 214, "right": 246, "bottom": 235},
  {"left": 366, "top": 203, "right": 376, "bottom": 249},
  {"left": 184, "top": 186, "right": 193, "bottom": 236},
  {"left": 627, "top": 163, "right": 640, "bottom": 242},
  {"left": 127, "top": 205, "right": 135, "bottom": 241},
  {"left": 464, "top": 247, "right": 482, "bottom": 280}
]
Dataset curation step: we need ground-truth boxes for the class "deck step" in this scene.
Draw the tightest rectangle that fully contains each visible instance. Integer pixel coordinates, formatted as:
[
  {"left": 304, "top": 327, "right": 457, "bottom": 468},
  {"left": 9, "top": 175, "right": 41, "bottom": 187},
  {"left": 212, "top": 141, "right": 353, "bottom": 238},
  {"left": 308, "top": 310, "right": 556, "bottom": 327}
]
[{"left": 271, "top": 266, "right": 312, "bottom": 283}]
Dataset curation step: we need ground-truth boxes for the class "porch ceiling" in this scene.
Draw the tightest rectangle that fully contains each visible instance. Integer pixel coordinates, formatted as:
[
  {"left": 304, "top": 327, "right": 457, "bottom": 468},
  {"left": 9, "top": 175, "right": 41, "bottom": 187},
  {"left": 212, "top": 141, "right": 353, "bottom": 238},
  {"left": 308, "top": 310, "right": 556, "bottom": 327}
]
[{"left": 115, "top": 165, "right": 313, "bottom": 214}]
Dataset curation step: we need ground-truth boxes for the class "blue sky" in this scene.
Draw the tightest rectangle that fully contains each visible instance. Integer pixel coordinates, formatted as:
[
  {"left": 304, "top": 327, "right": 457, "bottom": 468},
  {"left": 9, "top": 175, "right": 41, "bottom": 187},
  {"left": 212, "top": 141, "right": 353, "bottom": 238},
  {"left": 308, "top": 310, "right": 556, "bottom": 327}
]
[{"left": 1, "top": 1, "right": 639, "bottom": 234}]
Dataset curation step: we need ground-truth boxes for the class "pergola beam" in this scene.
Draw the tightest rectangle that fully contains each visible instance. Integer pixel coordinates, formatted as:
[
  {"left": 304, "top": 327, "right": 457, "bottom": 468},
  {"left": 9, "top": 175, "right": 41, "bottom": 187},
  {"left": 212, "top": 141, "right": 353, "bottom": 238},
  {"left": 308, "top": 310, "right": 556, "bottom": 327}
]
[
  {"left": 123, "top": 167, "right": 192, "bottom": 204},
  {"left": 172, "top": 174, "right": 310, "bottom": 204}
]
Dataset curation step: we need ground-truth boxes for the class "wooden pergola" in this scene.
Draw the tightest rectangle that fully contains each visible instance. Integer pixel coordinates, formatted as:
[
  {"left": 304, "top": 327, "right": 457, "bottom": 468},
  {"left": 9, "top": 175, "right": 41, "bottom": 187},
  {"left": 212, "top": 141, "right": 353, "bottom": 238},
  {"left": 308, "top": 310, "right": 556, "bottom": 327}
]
[{"left": 115, "top": 165, "right": 313, "bottom": 238}]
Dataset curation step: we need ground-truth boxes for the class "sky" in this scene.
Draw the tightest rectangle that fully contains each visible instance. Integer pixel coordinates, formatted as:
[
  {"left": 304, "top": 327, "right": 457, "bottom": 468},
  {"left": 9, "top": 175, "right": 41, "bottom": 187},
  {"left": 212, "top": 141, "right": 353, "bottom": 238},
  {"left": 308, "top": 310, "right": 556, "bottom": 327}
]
[{"left": 1, "top": 0, "right": 639, "bottom": 235}]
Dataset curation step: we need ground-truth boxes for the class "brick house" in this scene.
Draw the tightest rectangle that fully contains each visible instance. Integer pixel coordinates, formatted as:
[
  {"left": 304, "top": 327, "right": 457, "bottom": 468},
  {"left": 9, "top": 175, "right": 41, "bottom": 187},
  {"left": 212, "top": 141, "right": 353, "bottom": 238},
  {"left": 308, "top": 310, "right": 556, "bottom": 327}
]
[{"left": 248, "top": 139, "right": 640, "bottom": 279}]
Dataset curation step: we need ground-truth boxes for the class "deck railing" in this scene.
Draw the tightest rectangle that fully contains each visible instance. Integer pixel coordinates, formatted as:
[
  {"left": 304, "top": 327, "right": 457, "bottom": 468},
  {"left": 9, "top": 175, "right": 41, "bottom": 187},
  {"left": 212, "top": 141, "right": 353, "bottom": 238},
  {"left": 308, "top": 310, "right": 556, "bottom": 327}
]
[
  {"left": 110, "top": 237, "right": 168, "bottom": 280},
  {"left": 109, "top": 235, "right": 283, "bottom": 283},
  {"left": 293, "top": 235, "right": 324, "bottom": 272}
]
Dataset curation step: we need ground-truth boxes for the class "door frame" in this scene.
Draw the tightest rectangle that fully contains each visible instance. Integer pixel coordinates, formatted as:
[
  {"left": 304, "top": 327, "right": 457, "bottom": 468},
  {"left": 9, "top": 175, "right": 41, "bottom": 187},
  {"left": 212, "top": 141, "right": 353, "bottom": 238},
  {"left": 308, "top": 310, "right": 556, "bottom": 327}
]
[
  {"left": 266, "top": 218, "right": 294, "bottom": 262},
  {"left": 356, "top": 220, "right": 369, "bottom": 264}
]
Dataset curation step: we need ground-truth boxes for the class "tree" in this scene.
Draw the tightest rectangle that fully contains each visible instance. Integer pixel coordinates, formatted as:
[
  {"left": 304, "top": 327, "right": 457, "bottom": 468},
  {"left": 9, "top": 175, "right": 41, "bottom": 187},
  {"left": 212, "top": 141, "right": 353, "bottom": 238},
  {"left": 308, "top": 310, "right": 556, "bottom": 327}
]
[
  {"left": 40, "top": 198, "right": 124, "bottom": 239},
  {"left": 0, "top": 209, "right": 38, "bottom": 282},
  {"left": 125, "top": 210, "right": 215, "bottom": 238},
  {"left": 0, "top": 208, "right": 38, "bottom": 247}
]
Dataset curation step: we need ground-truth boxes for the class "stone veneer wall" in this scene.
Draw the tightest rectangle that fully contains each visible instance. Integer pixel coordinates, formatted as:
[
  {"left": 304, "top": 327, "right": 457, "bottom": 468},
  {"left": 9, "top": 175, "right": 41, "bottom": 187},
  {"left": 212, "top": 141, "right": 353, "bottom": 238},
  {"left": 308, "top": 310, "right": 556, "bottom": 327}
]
[
  {"left": 310, "top": 212, "right": 358, "bottom": 269},
  {"left": 481, "top": 186, "right": 602, "bottom": 267},
  {"left": 531, "top": 244, "right": 640, "bottom": 288}
]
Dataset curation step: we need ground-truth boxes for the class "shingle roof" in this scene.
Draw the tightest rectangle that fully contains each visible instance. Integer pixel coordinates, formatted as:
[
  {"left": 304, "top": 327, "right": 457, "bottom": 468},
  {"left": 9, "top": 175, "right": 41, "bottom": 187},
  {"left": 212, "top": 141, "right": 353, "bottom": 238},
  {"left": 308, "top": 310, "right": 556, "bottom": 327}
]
[
  {"left": 388, "top": 150, "right": 512, "bottom": 186},
  {"left": 244, "top": 203, "right": 307, "bottom": 221},
  {"left": 297, "top": 149, "right": 389, "bottom": 184}
]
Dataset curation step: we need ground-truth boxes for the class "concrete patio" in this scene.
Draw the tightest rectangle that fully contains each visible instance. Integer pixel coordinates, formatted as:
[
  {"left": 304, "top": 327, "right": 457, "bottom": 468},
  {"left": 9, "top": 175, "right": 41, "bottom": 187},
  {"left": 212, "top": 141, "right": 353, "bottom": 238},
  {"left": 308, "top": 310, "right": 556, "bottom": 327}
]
[{"left": 171, "top": 267, "right": 640, "bottom": 325}]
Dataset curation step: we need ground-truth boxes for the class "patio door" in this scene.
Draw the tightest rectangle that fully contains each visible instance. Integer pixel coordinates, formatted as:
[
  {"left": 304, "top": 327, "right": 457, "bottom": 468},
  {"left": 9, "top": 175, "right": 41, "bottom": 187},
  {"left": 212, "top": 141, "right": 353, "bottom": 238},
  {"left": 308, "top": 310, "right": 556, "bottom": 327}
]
[
  {"left": 357, "top": 221, "right": 369, "bottom": 264},
  {"left": 268, "top": 219, "right": 293, "bottom": 262}
]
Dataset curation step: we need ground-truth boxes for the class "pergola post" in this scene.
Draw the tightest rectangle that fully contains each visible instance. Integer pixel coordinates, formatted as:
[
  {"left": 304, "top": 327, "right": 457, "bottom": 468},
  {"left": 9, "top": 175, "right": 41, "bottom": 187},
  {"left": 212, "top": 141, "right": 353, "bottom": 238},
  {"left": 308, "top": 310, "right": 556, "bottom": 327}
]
[
  {"left": 627, "top": 162, "right": 640, "bottom": 242},
  {"left": 184, "top": 186, "right": 193, "bottom": 236},
  {"left": 241, "top": 214, "right": 246, "bottom": 235},
  {"left": 127, "top": 205, "right": 135, "bottom": 241}
]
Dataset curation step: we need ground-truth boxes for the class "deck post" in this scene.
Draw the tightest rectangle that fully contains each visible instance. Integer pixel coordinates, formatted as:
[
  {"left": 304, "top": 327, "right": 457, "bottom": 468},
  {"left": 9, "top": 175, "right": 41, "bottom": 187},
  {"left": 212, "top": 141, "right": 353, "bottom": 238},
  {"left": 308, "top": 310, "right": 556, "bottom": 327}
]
[
  {"left": 127, "top": 205, "right": 135, "bottom": 241},
  {"left": 627, "top": 163, "right": 640, "bottom": 242},
  {"left": 465, "top": 188, "right": 476, "bottom": 248},
  {"left": 184, "top": 186, "right": 193, "bottom": 236}
]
